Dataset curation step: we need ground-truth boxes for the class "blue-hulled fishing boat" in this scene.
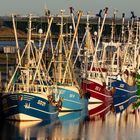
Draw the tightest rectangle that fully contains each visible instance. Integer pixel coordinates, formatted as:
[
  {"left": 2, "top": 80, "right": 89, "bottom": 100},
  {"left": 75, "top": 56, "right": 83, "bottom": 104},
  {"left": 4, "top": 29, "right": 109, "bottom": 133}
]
[
  {"left": 112, "top": 79, "right": 137, "bottom": 113},
  {"left": 1, "top": 15, "right": 61, "bottom": 121},
  {"left": 47, "top": 10, "right": 88, "bottom": 114},
  {"left": 57, "top": 86, "right": 88, "bottom": 112},
  {"left": 101, "top": 14, "right": 138, "bottom": 113}
]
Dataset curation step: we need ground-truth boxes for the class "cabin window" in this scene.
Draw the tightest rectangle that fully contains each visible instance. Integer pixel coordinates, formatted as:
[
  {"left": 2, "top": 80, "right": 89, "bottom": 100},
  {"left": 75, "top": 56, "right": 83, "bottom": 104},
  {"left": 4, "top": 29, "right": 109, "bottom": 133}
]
[{"left": 38, "top": 87, "right": 41, "bottom": 92}]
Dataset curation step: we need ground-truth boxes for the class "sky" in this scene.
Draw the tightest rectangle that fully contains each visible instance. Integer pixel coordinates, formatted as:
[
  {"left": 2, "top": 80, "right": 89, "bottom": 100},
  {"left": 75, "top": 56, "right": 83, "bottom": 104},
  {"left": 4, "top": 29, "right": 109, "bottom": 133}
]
[{"left": 0, "top": 0, "right": 140, "bottom": 18}]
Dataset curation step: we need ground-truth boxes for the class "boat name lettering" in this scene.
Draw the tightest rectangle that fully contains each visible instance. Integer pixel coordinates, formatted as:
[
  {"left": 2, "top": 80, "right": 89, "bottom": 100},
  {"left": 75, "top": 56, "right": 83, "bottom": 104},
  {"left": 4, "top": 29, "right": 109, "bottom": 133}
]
[
  {"left": 37, "top": 100, "right": 46, "bottom": 106},
  {"left": 119, "top": 105, "right": 124, "bottom": 110},
  {"left": 60, "top": 90, "right": 64, "bottom": 94},
  {"left": 120, "top": 84, "right": 124, "bottom": 88},
  {"left": 24, "top": 103, "right": 30, "bottom": 108},
  {"left": 95, "top": 86, "right": 101, "bottom": 91},
  {"left": 70, "top": 94, "right": 75, "bottom": 98}
]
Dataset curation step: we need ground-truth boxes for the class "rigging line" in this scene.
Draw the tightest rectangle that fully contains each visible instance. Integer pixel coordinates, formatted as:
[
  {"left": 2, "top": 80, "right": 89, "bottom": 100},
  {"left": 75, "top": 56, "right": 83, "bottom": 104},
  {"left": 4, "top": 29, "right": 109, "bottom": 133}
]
[
  {"left": 32, "top": 17, "right": 53, "bottom": 84},
  {"left": 90, "top": 8, "right": 108, "bottom": 73},
  {"left": 6, "top": 43, "right": 29, "bottom": 92},
  {"left": 62, "top": 11, "right": 83, "bottom": 84},
  {"left": 12, "top": 14, "right": 21, "bottom": 65}
]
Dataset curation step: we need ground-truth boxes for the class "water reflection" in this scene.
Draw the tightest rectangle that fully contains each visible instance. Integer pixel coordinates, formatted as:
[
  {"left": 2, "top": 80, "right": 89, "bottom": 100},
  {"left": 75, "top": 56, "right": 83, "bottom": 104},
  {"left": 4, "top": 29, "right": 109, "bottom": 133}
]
[
  {"left": 0, "top": 106, "right": 140, "bottom": 140},
  {"left": 88, "top": 102, "right": 112, "bottom": 121},
  {"left": 114, "top": 109, "right": 140, "bottom": 140}
]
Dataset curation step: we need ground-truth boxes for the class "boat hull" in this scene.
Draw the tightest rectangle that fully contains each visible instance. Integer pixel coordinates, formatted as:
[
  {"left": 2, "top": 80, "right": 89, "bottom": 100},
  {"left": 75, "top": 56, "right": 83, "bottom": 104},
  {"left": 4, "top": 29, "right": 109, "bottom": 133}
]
[
  {"left": 1, "top": 93, "right": 59, "bottom": 121},
  {"left": 137, "top": 74, "right": 140, "bottom": 98},
  {"left": 58, "top": 86, "right": 88, "bottom": 112},
  {"left": 88, "top": 102, "right": 112, "bottom": 121},
  {"left": 81, "top": 79, "right": 113, "bottom": 106},
  {"left": 112, "top": 80, "right": 137, "bottom": 113},
  {"left": 134, "top": 74, "right": 140, "bottom": 108}
]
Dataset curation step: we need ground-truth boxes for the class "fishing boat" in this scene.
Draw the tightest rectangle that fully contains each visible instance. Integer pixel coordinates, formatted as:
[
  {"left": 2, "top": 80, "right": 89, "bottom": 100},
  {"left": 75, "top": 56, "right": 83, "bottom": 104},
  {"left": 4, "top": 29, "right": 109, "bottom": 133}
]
[
  {"left": 102, "top": 40, "right": 138, "bottom": 113},
  {"left": 134, "top": 73, "right": 140, "bottom": 108},
  {"left": 111, "top": 78, "right": 137, "bottom": 113},
  {"left": 47, "top": 10, "right": 88, "bottom": 115},
  {"left": 132, "top": 19, "right": 140, "bottom": 108},
  {"left": 74, "top": 8, "right": 113, "bottom": 114},
  {"left": 107, "top": 12, "right": 138, "bottom": 113},
  {"left": 1, "top": 14, "right": 62, "bottom": 121}
]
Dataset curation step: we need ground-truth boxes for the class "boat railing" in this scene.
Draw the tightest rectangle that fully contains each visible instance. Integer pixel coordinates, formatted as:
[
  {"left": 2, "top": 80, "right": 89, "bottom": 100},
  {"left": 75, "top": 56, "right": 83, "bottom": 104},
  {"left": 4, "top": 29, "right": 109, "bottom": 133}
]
[
  {"left": 87, "top": 71, "right": 106, "bottom": 79},
  {"left": 10, "top": 83, "right": 52, "bottom": 94},
  {"left": 109, "top": 65, "right": 119, "bottom": 73}
]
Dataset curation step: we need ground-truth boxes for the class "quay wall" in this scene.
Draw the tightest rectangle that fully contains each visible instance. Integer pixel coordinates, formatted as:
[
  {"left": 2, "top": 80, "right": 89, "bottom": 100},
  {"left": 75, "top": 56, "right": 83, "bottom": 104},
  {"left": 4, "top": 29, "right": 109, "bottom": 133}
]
[{"left": 0, "top": 16, "right": 128, "bottom": 41}]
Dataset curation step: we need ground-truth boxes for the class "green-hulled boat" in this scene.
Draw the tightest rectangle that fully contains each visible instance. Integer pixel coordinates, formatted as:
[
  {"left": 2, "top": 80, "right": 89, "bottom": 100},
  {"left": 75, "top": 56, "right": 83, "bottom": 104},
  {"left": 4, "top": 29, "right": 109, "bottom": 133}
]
[{"left": 134, "top": 74, "right": 140, "bottom": 108}]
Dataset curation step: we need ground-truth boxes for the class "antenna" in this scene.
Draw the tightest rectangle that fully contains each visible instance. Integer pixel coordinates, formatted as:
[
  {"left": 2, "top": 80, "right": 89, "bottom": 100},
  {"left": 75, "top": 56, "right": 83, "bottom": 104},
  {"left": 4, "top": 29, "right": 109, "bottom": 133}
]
[
  {"left": 44, "top": 3, "right": 50, "bottom": 16},
  {"left": 90, "top": 7, "right": 108, "bottom": 72},
  {"left": 69, "top": 7, "right": 80, "bottom": 49}
]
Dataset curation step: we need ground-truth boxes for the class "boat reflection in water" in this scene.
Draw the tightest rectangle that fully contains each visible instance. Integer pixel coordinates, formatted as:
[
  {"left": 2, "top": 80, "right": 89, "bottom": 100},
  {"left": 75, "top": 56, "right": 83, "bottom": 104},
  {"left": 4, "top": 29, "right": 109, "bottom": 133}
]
[
  {"left": 0, "top": 112, "right": 88, "bottom": 140},
  {"left": 59, "top": 104, "right": 89, "bottom": 122},
  {"left": 114, "top": 109, "right": 140, "bottom": 140},
  {"left": 0, "top": 118, "right": 60, "bottom": 139},
  {"left": 88, "top": 102, "right": 112, "bottom": 121},
  {"left": 0, "top": 106, "right": 140, "bottom": 140}
]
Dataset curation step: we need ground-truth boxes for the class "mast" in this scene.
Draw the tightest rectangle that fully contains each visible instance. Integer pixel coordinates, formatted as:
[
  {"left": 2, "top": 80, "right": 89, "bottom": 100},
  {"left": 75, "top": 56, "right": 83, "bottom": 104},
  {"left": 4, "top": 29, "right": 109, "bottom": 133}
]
[
  {"left": 73, "top": 12, "right": 94, "bottom": 68},
  {"left": 117, "top": 43, "right": 120, "bottom": 73},
  {"left": 32, "top": 17, "right": 53, "bottom": 83},
  {"left": 90, "top": 7, "right": 108, "bottom": 72},
  {"left": 96, "top": 9, "right": 102, "bottom": 38},
  {"left": 138, "top": 19, "right": 140, "bottom": 69},
  {"left": 111, "top": 9, "right": 117, "bottom": 42},
  {"left": 58, "top": 10, "right": 64, "bottom": 83},
  {"left": 27, "top": 14, "right": 32, "bottom": 63},
  {"left": 122, "top": 12, "right": 136, "bottom": 68},
  {"left": 6, "top": 15, "right": 33, "bottom": 92},
  {"left": 48, "top": 10, "right": 73, "bottom": 84},
  {"left": 62, "top": 11, "right": 83, "bottom": 84},
  {"left": 69, "top": 7, "right": 80, "bottom": 50},
  {"left": 26, "top": 14, "right": 32, "bottom": 92},
  {"left": 121, "top": 13, "right": 125, "bottom": 43},
  {"left": 130, "top": 11, "right": 136, "bottom": 31},
  {"left": 134, "top": 19, "right": 139, "bottom": 69},
  {"left": 12, "top": 14, "right": 21, "bottom": 64}
]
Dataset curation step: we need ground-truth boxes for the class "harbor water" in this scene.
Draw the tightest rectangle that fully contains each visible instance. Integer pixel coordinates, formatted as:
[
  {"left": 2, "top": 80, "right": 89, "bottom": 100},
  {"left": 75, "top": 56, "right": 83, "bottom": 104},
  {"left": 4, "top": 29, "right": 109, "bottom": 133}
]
[
  {"left": 0, "top": 109, "right": 140, "bottom": 140},
  {"left": 0, "top": 41, "right": 139, "bottom": 140}
]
